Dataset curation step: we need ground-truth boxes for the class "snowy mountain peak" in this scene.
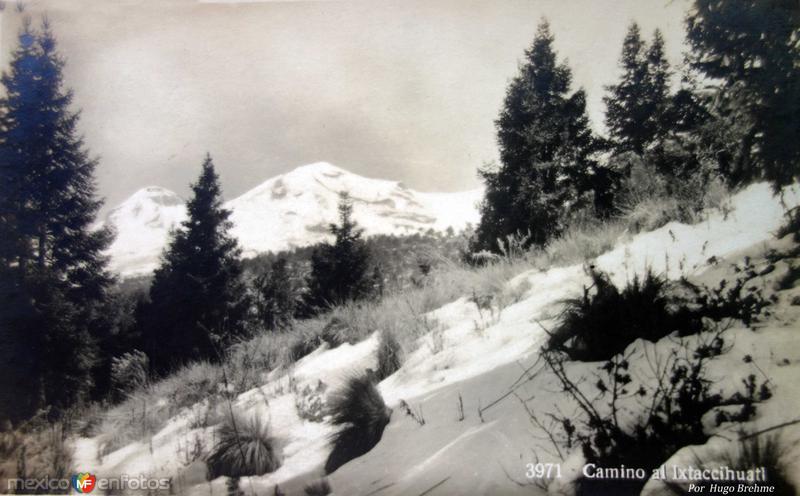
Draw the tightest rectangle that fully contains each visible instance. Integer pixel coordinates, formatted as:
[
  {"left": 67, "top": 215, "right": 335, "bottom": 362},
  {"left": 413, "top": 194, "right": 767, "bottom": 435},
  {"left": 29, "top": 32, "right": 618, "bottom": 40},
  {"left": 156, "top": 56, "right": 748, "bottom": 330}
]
[
  {"left": 122, "top": 186, "right": 184, "bottom": 207},
  {"left": 286, "top": 161, "right": 347, "bottom": 178},
  {"left": 104, "top": 162, "right": 482, "bottom": 277},
  {"left": 106, "top": 187, "right": 185, "bottom": 225}
]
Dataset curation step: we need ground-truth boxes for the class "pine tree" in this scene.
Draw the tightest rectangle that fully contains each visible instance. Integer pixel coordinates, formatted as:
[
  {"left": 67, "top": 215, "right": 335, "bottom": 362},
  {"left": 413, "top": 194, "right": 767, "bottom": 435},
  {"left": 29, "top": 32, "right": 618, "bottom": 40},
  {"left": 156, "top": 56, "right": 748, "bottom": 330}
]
[
  {"left": 604, "top": 23, "right": 649, "bottom": 155},
  {"left": 644, "top": 29, "right": 671, "bottom": 145},
  {"left": 472, "top": 20, "right": 599, "bottom": 253},
  {"left": 604, "top": 24, "right": 673, "bottom": 156},
  {"left": 141, "top": 155, "right": 251, "bottom": 374},
  {"left": 686, "top": 0, "right": 800, "bottom": 188},
  {"left": 306, "top": 193, "right": 374, "bottom": 310},
  {"left": 0, "top": 20, "right": 112, "bottom": 422}
]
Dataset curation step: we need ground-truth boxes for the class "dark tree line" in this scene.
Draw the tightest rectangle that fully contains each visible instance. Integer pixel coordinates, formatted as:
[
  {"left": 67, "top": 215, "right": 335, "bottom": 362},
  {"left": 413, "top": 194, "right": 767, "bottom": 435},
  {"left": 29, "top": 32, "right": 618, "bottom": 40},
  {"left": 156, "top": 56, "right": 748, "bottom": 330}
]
[
  {"left": 0, "top": 21, "right": 114, "bottom": 422},
  {"left": 473, "top": 2, "right": 799, "bottom": 254}
]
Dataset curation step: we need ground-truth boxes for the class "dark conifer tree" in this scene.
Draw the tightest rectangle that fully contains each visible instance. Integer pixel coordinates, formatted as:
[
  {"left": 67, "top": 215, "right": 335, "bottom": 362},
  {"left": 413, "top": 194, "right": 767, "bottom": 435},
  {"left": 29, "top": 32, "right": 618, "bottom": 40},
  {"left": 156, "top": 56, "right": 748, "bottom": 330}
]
[
  {"left": 686, "top": 0, "right": 800, "bottom": 188},
  {"left": 0, "top": 21, "right": 112, "bottom": 422},
  {"left": 604, "top": 23, "right": 650, "bottom": 155},
  {"left": 472, "top": 20, "right": 600, "bottom": 253},
  {"left": 644, "top": 29, "right": 671, "bottom": 144},
  {"left": 142, "top": 155, "right": 251, "bottom": 374},
  {"left": 604, "top": 24, "right": 673, "bottom": 156},
  {"left": 306, "top": 193, "right": 374, "bottom": 310}
]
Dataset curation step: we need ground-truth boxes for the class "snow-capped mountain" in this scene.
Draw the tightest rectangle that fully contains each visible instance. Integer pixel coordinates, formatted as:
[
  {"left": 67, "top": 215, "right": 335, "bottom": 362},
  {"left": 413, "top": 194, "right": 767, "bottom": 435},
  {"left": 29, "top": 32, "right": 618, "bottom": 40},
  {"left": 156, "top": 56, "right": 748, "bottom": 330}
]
[
  {"left": 104, "top": 162, "right": 482, "bottom": 277},
  {"left": 103, "top": 186, "right": 188, "bottom": 277}
]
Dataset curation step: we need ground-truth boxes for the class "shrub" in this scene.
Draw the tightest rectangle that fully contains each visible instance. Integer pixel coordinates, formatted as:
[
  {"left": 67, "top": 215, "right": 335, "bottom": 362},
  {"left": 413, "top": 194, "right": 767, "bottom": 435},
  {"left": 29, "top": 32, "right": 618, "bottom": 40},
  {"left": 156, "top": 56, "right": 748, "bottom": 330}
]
[
  {"left": 548, "top": 261, "right": 775, "bottom": 362},
  {"left": 110, "top": 350, "right": 149, "bottom": 401},
  {"left": 375, "top": 330, "right": 403, "bottom": 381},
  {"left": 775, "top": 262, "right": 800, "bottom": 291},
  {"left": 615, "top": 156, "right": 729, "bottom": 234},
  {"left": 776, "top": 206, "right": 800, "bottom": 242},
  {"left": 542, "top": 328, "right": 772, "bottom": 496},
  {"left": 324, "top": 373, "right": 392, "bottom": 474},
  {"left": 696, "top": 257, "right": 775, "bottom": 327},
  {"left": 206, "top": 413, "right": 281, "bottom": 479},
  {"left": 288, "top": 318, "right": 347, "bottom": 362},
  {"left": 547, "top": 268, "right": 702, "bottom": 361},
  {"left": 294, "top": 381, "right": 327, "bottom": 423},
  {"left": 304, "top": 478, "right": 332, "bottom": 496}
]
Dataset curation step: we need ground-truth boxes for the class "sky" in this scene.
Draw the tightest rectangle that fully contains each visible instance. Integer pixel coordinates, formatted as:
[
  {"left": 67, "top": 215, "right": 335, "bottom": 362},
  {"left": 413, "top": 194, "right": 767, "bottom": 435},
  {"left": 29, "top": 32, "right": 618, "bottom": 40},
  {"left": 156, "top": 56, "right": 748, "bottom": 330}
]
[{"left": 0, "top": 0, "right": 691, "bottom": 214}]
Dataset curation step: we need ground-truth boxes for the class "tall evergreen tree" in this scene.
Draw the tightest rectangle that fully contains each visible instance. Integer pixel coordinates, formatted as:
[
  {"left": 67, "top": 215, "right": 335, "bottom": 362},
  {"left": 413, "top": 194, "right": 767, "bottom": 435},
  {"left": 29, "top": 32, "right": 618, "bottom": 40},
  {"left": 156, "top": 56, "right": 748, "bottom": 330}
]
[
  {"left": 141, "top": 155, "right": 251, "bottom": 374},
  {"left": 604, "top": 23, "right": 673, "bottom": 155},
  {"left": 306, "top": 192, "right": 374, "bottom": 310},
  {"left": 472, "top": 20, "right": 599, "bottom": 253},
  {"left": 645, "top": 29, "right": 671, "bottom": 144},
  {"left": 686, "top": 0, "right": 800, "bottom": 188},
  {"left": 604, "top": 23, "right": 650, "bottom": 155},
  {"left": 0, "top": 21, "right": 112, "bottom": 422}
]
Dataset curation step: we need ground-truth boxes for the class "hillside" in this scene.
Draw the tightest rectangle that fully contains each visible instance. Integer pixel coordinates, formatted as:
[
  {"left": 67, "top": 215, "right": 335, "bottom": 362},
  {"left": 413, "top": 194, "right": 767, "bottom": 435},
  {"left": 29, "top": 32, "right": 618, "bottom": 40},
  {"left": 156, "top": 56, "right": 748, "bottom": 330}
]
[
  {"left": 73, "top": 182, "right": 800, "bottom": 495},
  {"left": 102, "top": 162, "right": 482, "bottom": 277}
]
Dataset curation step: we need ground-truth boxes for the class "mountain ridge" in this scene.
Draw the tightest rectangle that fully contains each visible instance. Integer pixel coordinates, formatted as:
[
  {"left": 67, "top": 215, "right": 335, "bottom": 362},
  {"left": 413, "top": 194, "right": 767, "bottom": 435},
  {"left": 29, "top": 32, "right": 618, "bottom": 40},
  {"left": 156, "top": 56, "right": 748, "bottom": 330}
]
[{"left": 103, "top": 162, "right": 482, "bottom": 277}]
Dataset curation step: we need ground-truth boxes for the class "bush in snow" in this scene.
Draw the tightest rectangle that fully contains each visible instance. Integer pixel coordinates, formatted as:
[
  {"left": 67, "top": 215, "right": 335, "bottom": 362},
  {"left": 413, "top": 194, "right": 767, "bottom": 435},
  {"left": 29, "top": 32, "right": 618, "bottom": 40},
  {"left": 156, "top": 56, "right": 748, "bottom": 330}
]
[
  {"left": 547, "top": 263, "right": 774, "bottom": 362},
  {"left": 303, "top": 478, "right": 332, "bottom": 495},
  {"left": 294, "top": 380, "right": 327, "bottom": 422},
  {"left": 375, "top": 329, "right": 403, "bottom": 381},
  {"left": 324, "top": 373, "right": 392, "bottom": 474},
  {"left": 541, "top": 326, "right": 772, "bottom": 496},
  {"left": 206, "top": 413, "right": 281, "bottom": 479},
  {"left": 546, "top": 268, "right": 701, "bottom": 361},
  {"left": 110, "top": 350, "right": 150, "bottom": 400},
  {"left": 776, "top": 206, "right": 800, "bottom": 243}
]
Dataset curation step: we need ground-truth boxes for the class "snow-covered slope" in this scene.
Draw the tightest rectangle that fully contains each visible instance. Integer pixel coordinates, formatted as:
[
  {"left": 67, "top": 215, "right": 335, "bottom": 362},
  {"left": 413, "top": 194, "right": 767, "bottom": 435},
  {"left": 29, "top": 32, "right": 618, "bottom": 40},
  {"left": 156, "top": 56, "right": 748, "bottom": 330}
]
[
  {"left": 103, "top": 162, "right": 482, "bottom": 276},
  {"left": 76, "top": 182, "right": 800, "bottom": 496}
]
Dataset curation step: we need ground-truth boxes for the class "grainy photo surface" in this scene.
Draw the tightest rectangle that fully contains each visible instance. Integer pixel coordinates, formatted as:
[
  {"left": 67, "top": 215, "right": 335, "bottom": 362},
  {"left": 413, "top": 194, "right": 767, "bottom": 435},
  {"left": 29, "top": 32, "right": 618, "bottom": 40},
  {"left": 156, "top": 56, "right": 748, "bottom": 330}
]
[{"left": 0, "top": 1, "right": 798, "bottom": 495}]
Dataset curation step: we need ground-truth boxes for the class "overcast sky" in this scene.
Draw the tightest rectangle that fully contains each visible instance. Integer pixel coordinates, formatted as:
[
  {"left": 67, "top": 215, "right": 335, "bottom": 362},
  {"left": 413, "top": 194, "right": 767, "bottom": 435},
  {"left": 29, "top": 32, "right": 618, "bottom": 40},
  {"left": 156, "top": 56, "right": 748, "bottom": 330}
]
[{"left": 0, "top": 0, "right": 691, "bottom": 213}]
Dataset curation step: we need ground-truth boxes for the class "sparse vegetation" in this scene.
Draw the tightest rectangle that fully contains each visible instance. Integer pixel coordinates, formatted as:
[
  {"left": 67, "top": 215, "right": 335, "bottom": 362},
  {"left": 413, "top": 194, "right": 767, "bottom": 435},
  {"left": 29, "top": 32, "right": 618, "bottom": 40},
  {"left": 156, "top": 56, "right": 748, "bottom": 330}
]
[
  {"left": 206, "top": 412, "right": 281, "bottom": 479},
  {"left": 546, "top": 268, "right": 701, "bottom": 361},
  {"left": 547, "top": 260, "right": 774, "bottom": 362},
  {"left": 776, "top": 206, "right": 800, "bottom": 242},
  {"left": 294, "top": 380, "right": 327, "bottom": 423},
  {"left": 324, "top": 373, "right": 392, "bottom": 474},
  {"left": 109, "top": 350, "right": 150, "bottom": 401},
  {"left": 543, "top": 326, "right": 772, "bottom": 496}
]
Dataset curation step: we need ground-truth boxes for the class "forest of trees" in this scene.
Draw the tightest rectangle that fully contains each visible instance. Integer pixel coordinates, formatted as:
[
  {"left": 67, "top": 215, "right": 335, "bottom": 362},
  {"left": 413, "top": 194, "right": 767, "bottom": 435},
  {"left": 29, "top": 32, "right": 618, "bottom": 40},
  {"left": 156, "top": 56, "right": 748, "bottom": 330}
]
[
  {"left": 0, "top": 0, "right": 798, "bottom": 424},
  {"left": 473, "top": 0, "right": 799, "bottom": 254}
]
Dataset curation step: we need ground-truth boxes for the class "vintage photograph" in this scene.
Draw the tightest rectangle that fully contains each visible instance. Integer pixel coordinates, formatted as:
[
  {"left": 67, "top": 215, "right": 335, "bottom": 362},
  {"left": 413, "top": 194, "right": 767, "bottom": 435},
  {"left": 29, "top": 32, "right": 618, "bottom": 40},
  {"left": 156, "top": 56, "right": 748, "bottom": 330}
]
[{"left": 0, "top": 0, "right": 798, "bottom": 494}]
